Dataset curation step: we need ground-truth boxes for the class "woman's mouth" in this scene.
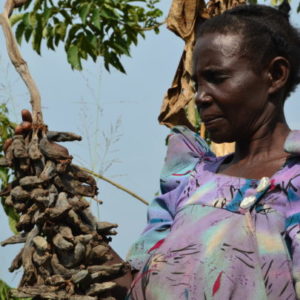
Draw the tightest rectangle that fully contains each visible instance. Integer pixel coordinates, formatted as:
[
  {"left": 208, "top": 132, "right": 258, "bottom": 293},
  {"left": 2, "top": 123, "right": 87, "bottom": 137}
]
[{"left": 202, "top": 116, "right": 225, "bottom": 128}]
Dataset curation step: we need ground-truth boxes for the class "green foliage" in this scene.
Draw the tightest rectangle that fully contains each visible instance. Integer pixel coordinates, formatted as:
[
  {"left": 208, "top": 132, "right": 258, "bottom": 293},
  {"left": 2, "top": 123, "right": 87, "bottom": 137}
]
[
  {"left": 0, "top": 107, "right": 23, "bottom": 299},
  {"left": 0, "top": 280, "right": 30, "bottom": 300},
  {"left": 11, "top": 0, "right": 163, "bottom": 73},
  {"left": 0, "top": 104, "right": 19, "bottom": 234}
]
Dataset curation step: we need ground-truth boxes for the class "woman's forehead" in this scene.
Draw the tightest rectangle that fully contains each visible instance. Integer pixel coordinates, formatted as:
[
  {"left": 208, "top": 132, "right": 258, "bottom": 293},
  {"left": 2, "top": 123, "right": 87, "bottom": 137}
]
[
  {"left": 192, "top": 33, "right": 253, "bottom": 75},
  {"left": 194, "top": 33, "right": 243, "bottom": 59}
]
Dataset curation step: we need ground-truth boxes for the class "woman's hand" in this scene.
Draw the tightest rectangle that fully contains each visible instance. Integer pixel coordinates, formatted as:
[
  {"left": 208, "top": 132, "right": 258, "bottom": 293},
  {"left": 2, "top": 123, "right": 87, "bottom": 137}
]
[
  {"left": 3, "top": 109, "right": 32, "bottom": 153},
  {"left": 15, "top": 109, "right": 33, "bottom": 134},
  {"left": 105, "top": 246, "right": 133, "bottom": 299}
]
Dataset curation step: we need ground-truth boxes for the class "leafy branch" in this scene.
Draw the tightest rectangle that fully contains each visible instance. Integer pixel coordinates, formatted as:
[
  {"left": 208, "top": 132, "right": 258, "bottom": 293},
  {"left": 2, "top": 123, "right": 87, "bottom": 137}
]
[
  {"left": 0, "top": 104, "right": 19, "bottom": 234},
  {"left": 10, "top": 0, "right": 163, "bottom": 73}
]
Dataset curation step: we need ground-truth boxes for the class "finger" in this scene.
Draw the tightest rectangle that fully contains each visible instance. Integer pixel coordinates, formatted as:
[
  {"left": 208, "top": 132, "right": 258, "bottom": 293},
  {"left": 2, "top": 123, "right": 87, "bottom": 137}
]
[
  {"left": 21, "top": 121, "right": 32, "bottom": 131},
  {"left": 14, "top": 122, "right": 32, "bottom": 135},
  {"left": 21, "top": 109, "right": 32, "bottom": 122},
  {"left": 14, "top": 124, "right": 24, "bottom": 135}
]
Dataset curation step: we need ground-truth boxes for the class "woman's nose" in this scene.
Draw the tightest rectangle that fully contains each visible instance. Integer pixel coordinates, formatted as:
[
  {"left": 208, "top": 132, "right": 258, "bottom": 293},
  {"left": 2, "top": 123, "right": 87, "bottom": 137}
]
[{"left": 195, "top": 90, "right": 213, "bottom": 107}]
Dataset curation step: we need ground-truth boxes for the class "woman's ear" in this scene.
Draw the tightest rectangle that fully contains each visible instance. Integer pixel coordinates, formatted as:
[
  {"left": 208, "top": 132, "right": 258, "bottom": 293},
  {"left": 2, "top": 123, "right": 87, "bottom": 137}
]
[{"left": 267, "top": 56, "right": 290, "bottom": 95}]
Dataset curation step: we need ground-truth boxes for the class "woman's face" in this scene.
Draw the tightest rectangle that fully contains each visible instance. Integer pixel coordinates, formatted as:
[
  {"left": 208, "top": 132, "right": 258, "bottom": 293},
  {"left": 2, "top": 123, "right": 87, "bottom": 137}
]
[{"left": 193, "top": 33, "right": 273, "bottom": 143}]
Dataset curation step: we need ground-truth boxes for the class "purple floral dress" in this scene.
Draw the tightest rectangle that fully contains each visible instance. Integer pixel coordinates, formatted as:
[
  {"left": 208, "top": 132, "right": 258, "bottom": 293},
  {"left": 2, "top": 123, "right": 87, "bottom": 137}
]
[{"left": 126, "top": 126, "right": 300, "bottom": 300}]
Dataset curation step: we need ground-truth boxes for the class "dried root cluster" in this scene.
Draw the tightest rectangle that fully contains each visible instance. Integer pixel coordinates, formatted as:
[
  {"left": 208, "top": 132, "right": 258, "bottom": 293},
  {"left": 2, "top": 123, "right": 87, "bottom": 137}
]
[{"left": 0, "top": 120, "right": 130, "bottom": 299}]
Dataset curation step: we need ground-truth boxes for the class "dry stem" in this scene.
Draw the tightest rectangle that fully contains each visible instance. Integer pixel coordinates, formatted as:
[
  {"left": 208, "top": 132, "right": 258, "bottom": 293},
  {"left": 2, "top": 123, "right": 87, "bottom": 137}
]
[
  {"left": 79, "top": 166, "right": 149, "bottom": 206},
  {"left": 0, "top": 0, "right": 43, "bottom": 125}
]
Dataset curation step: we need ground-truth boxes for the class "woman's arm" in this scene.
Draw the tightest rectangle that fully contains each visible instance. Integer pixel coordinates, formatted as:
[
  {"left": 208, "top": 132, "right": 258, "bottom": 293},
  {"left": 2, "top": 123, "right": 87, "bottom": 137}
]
[{"left": 126, "top": 126, "right": 215, "bottom": 272}]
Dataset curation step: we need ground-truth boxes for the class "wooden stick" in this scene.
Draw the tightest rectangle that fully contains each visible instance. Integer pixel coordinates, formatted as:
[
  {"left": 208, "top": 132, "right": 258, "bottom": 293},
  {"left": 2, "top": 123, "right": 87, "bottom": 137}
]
[{"left": 0, "top": 0, "right": 43, "bottom": 125}]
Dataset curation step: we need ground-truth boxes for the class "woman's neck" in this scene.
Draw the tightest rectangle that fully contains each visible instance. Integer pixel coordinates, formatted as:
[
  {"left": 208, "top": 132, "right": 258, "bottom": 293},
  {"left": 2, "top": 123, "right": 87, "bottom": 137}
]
[
  {"left": 217, "top": 116, "right": 291, "bottom": 179},
  {"left": 234, "top": 119, "right": 290, "bottom": 164}
]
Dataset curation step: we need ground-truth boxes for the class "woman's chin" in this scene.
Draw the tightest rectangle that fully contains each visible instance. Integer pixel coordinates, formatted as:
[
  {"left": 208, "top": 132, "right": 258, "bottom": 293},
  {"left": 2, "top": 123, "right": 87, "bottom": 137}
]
[{"left": 209, "top": 131, "right": 235, "bottom": 144}]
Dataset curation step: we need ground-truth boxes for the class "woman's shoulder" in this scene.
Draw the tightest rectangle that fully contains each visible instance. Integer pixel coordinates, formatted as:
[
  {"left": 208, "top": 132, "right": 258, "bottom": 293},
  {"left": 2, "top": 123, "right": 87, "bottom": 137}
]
[
  {"left": 284, "top": 130, "right": 300, "bottom": 157},
  {"left": 160, "top": 126, "right": 215, "bottom": 194},
  {"left": 161, "top": 126, "right": 215, "bottom": 178},
  {"left": 282, "top": 130, "right": 300, "bottom": 174},
  {"left": 271, "top": 130, "right": 300, "bottom": 188}
]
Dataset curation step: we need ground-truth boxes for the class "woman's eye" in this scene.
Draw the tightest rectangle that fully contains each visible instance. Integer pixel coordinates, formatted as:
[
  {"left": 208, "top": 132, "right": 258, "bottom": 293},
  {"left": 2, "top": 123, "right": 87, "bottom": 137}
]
[
  {"left": 191, "top": 71, "right": 228, "bottom": 90},
  {"left": 204, "top": 70, "right": 228, "bottom": 84},
  {"left": 206, "top": 73, "right": 227, "bottom": 84}
]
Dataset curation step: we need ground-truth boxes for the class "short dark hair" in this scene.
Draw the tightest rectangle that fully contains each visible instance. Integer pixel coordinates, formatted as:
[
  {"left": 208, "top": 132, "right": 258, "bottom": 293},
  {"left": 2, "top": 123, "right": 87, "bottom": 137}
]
[{"left": 196, "top": 4, "right": 300, "bottom": 98}]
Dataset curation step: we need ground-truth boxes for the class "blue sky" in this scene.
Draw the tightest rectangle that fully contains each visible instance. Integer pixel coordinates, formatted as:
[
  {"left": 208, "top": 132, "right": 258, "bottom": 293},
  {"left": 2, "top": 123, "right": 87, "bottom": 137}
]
[{"left": 0, "top": 0, "right": 299, "bottom": 287}]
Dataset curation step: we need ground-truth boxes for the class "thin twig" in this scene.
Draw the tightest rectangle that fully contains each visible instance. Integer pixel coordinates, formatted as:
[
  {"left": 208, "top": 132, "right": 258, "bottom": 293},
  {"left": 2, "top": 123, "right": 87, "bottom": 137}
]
[
  {"left": 79, "top": 166, "right": 149, "bottom": 206},
  {"left": 138, "top": 20, "right": 166, "bottom": 31},
  {"left": 117, "top": 20, "right": 166, "bottom": 32},
  {"left": 0, "top": 0, "right": 43, "bottom": 125}
]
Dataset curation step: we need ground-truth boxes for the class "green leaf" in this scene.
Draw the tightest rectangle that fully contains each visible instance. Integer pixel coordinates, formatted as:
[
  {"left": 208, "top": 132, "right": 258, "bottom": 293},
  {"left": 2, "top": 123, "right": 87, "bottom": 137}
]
[
  {"left": 59, "top": 10, "right": 72, "bottom": 24},
  {"left": 56, "top": 23, "right": 67, "bottom": 38},
  {"left": 0, "top": 197, "right": 19, "bottom": 235},
  {"left": 100, "top": 5, "right": 119, "bottom": 20},
  {"left": 54, "top": 22, "right": 67, "bottom": 46},
  {"left": 33, "top": 0, "right": 43, "bottom": 11},
  {"left": 15, "top": 22, "right": 25, "bottom": 44},
  {"left": 44, "top": 25, "right": 55, "bottom": 50},
  {"left": 0, "top": 169, "right": 8, "bottom": 185},
  {"left": 107, "top": 52, "right": 126, "bottom": 73},
  {"left": 298, "top": 2, "right": 300, "bottom": 13},
  {"left": 65, "top": 24, "right": 81, "bottom": 48},
  {"left": 24, "top": 27, "right": 33, "bottom": 42},
  {"left": 7, "top": 208, "right": 19, "bottom": 235},
  {"left": 22, "top": 13, "right": 30, "bottom": 26},
  {"left": 79, "top": 34, "right": 98, "bottom": 61},
  {"left": 32, "top": 15, "right": 43, "bottom": 54},
  {"left": 16, "top": 0, "right": 32, "bottom": 11},
  {"left": 23, "top": 12, "right": 36, "bottom": 27},
  {"left": 111, "top": 38, "right": 130, "bottom": 56},
  {"left": 91, "top": 8, "right": 101, "bottom": 30},
  {"left": 89, "top": 35, "right": 97, "bottom": 49},
  {"left": 42, "top": 7, "right": 57, "bottom": 27},
  {"left": 47, "top": 35, "right": 55, "bottom": 50},
  {"left": 9, "top": 13, "right": 24, "bottom": 27},
  {"left": 0, "top": 279, "right": 31, "bottom": 300},
  {"left": 67, "top": 44, "right": 82, "bottom": 70},
  {"left": 79, "top": 3, "right": 92, "bottom": 24},
  {"left": 125, "top": 27, "right": 138, "bottom": 45},
  {"left": 0, "top": 280, "right": 10, "bottom": 300}
]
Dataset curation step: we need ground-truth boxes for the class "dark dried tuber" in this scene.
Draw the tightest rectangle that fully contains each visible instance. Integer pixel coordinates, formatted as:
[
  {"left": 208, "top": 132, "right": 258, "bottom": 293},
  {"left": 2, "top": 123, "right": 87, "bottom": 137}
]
[
  {"left": 47, "top": 131, "right": 82, "bottom": 142},
  {"left": 39, "top": 137, "right": 71, "bottom": 160}
]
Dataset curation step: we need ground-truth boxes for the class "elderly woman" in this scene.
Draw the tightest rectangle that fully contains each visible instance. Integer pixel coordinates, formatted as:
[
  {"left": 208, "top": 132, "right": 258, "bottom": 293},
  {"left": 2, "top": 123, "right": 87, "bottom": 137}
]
[{"left": 126, "top": 4, "right": 300, "bottom": 300}]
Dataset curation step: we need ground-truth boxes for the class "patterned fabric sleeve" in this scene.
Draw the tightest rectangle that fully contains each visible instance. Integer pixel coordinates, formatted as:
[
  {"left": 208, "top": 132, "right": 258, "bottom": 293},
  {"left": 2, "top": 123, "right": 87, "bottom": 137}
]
[
  {"left": 285, "top": 170, "right": 300, "bottom": 299},
  {"left": 126, "top": 126, "right": 214, "bottom": 271}
]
